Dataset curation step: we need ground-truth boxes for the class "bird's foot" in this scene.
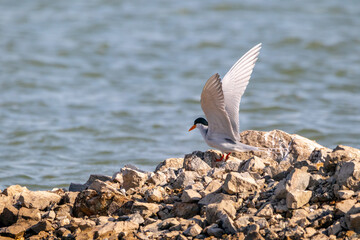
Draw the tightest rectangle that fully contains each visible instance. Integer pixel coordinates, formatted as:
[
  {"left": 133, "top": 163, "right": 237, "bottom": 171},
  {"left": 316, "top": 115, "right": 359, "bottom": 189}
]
[
  {"left": 225, "top": 152, "right": 232, "bottom": 161},
  {"left": 215, "top": 154, "right": 224, "bottom": 162}
]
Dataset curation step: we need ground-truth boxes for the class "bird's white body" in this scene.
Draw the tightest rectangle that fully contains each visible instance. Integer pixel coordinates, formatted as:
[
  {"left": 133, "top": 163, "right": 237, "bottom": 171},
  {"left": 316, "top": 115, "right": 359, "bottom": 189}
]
[
  {"left": 191, "top": 44, "right": 262, "bottom": 154},
  {"left": 195, "top": 124, "right": 259, "bottom": 153}
]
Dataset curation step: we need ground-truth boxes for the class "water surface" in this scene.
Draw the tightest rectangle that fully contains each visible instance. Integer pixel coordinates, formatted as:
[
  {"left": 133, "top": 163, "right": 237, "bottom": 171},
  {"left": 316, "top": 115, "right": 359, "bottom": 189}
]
[{"left": 0, "top": 0, "right": 359, "bottom": 190}]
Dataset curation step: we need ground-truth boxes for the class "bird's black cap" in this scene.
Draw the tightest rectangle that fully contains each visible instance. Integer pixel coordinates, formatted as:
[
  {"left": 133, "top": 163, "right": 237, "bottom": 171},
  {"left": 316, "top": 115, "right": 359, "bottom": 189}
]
[{"left": 194, "top": 117, "right": 208, "bottom": 126}]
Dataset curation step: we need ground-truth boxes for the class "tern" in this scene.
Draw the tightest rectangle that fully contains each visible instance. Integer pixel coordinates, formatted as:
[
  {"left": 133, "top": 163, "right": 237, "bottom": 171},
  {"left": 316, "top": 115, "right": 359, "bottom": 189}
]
[{"left": 189, "top": 43, "right": 262, "bottom": 161}]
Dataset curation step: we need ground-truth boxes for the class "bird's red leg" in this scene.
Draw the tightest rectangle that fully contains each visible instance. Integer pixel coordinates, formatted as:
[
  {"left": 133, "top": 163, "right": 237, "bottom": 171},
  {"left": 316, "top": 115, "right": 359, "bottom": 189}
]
[
  {"left": 225, "top": 152, "right": 232, "bottom": 161},
  {"left": 215, "top": 154, "right": 224, "bottom": 162}
]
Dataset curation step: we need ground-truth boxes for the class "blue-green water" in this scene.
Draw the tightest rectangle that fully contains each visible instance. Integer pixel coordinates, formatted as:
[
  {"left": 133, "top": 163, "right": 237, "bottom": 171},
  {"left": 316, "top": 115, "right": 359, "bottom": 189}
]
[{"left": 0, "top": 1, "right": 359, "bottom": 190}]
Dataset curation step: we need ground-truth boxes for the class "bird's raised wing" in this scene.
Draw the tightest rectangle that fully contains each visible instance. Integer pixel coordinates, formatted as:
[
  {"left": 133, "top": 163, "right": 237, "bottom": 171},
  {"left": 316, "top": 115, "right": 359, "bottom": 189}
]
[
  {"left": 201, "top": 73, "right": 237, "bottom": 141},
  {"left": 221, "top": 43, "right": 262, "bottom": 139}
]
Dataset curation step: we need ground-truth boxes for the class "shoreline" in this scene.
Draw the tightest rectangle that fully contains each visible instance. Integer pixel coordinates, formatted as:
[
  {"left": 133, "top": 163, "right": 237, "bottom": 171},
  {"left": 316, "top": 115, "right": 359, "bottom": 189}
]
[{"left": 1, "top": 129, "right": 360, "bottom": 239}]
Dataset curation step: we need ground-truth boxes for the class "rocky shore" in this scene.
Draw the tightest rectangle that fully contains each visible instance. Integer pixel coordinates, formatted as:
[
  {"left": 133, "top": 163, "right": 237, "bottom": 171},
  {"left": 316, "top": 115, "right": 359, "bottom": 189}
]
[{"left": 1, "top": 130, "right": 360, "bottom": 240}]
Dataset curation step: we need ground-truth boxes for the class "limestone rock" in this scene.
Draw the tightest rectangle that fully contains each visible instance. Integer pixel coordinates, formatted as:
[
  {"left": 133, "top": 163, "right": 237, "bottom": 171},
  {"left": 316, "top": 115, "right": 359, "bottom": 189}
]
[
  {"left": 18, "top": 190, "right": 61, "bottom": 210},
  {"left": 348, "top": 213, "right": 360, "bottom": 233},
  {"left": 87, "top": 179, "right": 118, "bottom": 193},
  {"left": 2, "top": 185, "right": 28, "bottom": 198},
  {"left": 203, "top": 180, "right": 222, "bottom": 195},
  {"left": 335, "top": 199, "right": 357, "bottom": 216},
  {"left": 85, "top": 174, "right": 112, "bottom": 186},
  {"left": 325, "top": 145, "right": 360, "bottom": 171},
  {"left": 172, "top": 171, "right": 200, "bottom": 189},
  {"left": 159, "top": 218, "right": 180, "bottom": 230},
  {"left": 96, "top": 221, "right": 139, "bottom": 238},
  {"left": 121, "top": 168, "right": 148, "bottom": 190},
  {"left": 239, "top": 129, "right": 327, "bottom": 162},
  {"left": 61, "top": 192, "right": 79, "bottom": 205},
  {"left": 198, "top": 193, "right": 236, "bottom": 205},
  {"left": 181, "top": 189, "right": 202, "bottom": 203},
  {"left": 156, "top": 158, "right": 184, "bottom": 172},
  {"left": 131, "top": 202, "right": 160, "bottom": 218},
  {"left": 206, "top": 200, "right": 236, "bottom": 224},
  {"left": 256, "top": 203, "right": 274, "bottom": 219},
  {"left": 286, "top": 168, "right": 311, "bottom": 192},
  {"left": 73, "top": 189, "right": 129, "bottom": 217},
  {"left": 224, "top": 158, "right": 242, "bottom": 172},
  {"left": 205, "top": 223, "right": 224, "bottom": 238},
  {"left": 222, "top": 172, "right": 258, "bottom": 195},
  {"left": 145, "top": 187, "right": 165, "bottom": 203},
  {"left": 183, "top": 153, "right": 211, "bottom": 173},
  {"left": 219, "top": 214, "right": 237, "bottom": 234},
  {"left": 240, "top": 156, "right": 266, "bottom": 173},
  {"left": 18, "top": 207, "right": 41, "bottom": 221},
  {"left": 327, "top": 220, "right": 342, "bottom": 236},
  {"left": 0, "top": 219, "right": 37, "bottom": 238},
  {"left": 286, "top": 190, "right": 312, "bottom": 209},
  {"left": 30, "top": 220, "right": 54, "bottom": 234},
  {"left": 0, "top": 205, "right": 18, "bottom": 227},
  {"left": 183, "top": 224, "right": 202, "bottom": 237},
  {"left": 172, "top": 202, "right": 200, "bottom": 219},
  {"left": 335, "top": 189, "right": 354, "bottom": 200},
  {"left": 274, "top": 179, "right": 287, "bottom": 199},
  {"left": 335, "top": 159, "right": 360, "bottom": 191},
  {"left": 147, "top": 171, "right": 167, "bottom": 186}
]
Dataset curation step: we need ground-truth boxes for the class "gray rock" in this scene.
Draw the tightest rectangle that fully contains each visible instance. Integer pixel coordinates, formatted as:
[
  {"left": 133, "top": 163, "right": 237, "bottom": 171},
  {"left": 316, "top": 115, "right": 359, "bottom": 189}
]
[
  {"left": 335, "top": 159, "right": 360, "bottom": 191},
  {"left": 274, "top": 179, "right": 287, "bottom": 199},
  {"left": 2, "top": 185, "right": 28, "bottom": 197},
  {"left": 286, "top": 190, "right": 312, "bottom": 209},
  {"left": 335, "top": 199, "right": 357, "bottom": 215},
  {"left": 121, "top": 168, "right": 148, "bottom": 190},
  {"left": 0, "top": 205, "right": 18, "bottom": 227},
  {"left": 172, "top": 202, "right": 200, "bottom": 219},
  {"left": 181, "top": 189, "right": 202, "bottom": 203},
  {"left": 147, "top": 171, "right": 167, "bottom": 186},
  {"left": 62, "top": 192, "right": 79, "bottom": 205},
  {"left": 327, "top": 220, "right": 342, "bottom": 236},
  {"left": 256, "top": 203, "right": 274, "bottom": 219},
  {"left": 183, "top": 224, "right": 202, "bottom": 237},
  {"left": 335, "top": 189, "right": 354, "bottom": 200},
  {"left": 30, "top": 220, "right": 54, "bottom": 234},
  {"left": 325, "top": 145, "right": 360, "bottom": 171},
  {"left": 348, "top": 213, "right": 360, "bottom": 233},
  {"left": 205, "top": 223, "right": 224, "bottom": 238},
  {"left": 127, "top": 213, "right": 145, "bottom": 225},
  {"left": 183, "top": 153, "right": 211, "bottom": 172},
  {"left": 145, "top": 187, "right": 165, "bottom": 203},
  {"left": 240, "top": 156, "right": 265, "bottom": 173},
  {"left": 85, "top": 174, "right": 113, "bottom": 186},
  {"left": 286, "top": 168, "right": 311, "bottom": 192},
  {"left": 18, "top": 190, "right": 62, "bottom": 210},
  {"left": 87, "top": 179, "right": 118, "bottom": 193},
  {"left": 172, "top": 171, "right": 200, "bottom": 189},
  {"left": 224, "top": 158, "right": 242, "bottom": 172},
  {"left": 222, "top": 172, "right": 258, "bottom": 194},
  {"left": 131, "top": 202, "right": 160, "bottom": 218},
  {"left": 206, "top": 200, "right": 236, "bottom": 224},
  {"left": 96, "top": 221, "right": 139, "bottom": 238},
  {"left": 155, "top": 157, "right": 184, "bottom": 172},
  {"left": 219, "top": 214, "right": 237, "bottom": 234},
  {"left": 18, "top": 207, "right": 41, "bottom": 221},
  {"left": 235, "top": 216, "right": 250, "bottom": 229},
  {"left": 0, "top": 219, "right": 37, "bottom": 238},
  {"left": 203, "top": 180, "right": 222, "bottom": 195},
  {"left": 159, "top": 218, "right": 180, "bottom": 230},
  {"left": 198, "top": 193, "right": 236, "bottom": 205},
  {"left": 69, "top": 183, "right": 86, "bottom": 192}
]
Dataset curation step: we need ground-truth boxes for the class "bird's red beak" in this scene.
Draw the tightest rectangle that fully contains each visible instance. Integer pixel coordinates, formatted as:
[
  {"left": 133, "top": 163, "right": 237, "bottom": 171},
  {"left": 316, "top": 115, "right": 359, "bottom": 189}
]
[{"left": 188, "top": 125, "right": 196, "bottom": 132}]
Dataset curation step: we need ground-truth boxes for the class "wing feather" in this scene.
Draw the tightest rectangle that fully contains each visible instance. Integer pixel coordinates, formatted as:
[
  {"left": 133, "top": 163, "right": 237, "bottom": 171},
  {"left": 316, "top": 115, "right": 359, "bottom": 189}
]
[
  {"left": 221, "top": 43, "right": 262, "bottom": 140},
  {"left": 200, "top": 73, "right": 237, "bottom": 141}
]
